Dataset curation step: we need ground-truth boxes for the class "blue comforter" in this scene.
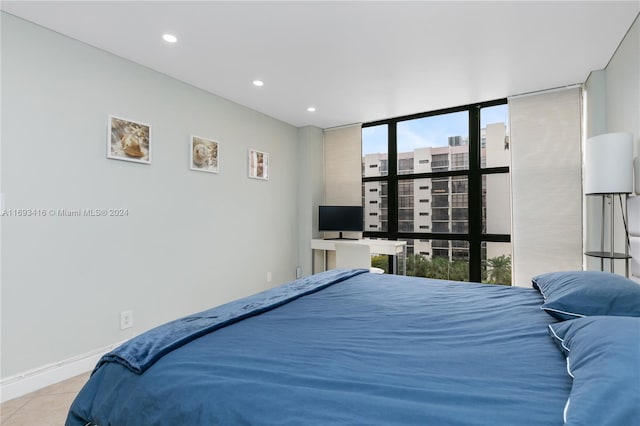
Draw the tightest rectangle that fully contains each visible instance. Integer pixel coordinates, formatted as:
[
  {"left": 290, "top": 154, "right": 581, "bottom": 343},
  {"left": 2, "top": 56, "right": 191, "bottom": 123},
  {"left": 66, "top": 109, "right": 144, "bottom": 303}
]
[
  {"left": 95, "top": 269, "right": 367, "bottom": 375},
  {"left": 68, "top": 271, "right": 570, "bottom": 425}
]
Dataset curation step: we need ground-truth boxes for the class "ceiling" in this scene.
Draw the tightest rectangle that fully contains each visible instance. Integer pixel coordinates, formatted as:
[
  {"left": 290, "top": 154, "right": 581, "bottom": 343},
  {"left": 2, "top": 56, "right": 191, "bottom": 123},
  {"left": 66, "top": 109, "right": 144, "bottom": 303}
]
[{"left": 2, "top": 1, "right": 638, "bottom": 129}]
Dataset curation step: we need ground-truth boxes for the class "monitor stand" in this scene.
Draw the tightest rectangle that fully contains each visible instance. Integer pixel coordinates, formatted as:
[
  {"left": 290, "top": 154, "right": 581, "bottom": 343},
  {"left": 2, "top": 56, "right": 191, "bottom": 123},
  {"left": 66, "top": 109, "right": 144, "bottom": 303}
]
[{"left": 324, "top": 232, "right": 359, "bottom": 240}]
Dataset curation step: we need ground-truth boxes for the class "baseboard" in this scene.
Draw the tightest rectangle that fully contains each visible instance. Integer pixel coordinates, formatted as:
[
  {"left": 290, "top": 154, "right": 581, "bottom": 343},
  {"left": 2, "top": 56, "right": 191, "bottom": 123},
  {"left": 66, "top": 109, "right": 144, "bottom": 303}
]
[{"left": 0, "top": 341, "right": 125, "bottom": 403}]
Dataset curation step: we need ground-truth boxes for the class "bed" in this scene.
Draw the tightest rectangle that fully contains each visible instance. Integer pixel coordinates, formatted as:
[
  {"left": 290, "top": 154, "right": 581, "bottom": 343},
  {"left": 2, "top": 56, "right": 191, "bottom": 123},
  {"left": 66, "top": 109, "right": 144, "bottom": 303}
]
[{"left": 66, "top": 264, "right": 640, "bottom": 425}]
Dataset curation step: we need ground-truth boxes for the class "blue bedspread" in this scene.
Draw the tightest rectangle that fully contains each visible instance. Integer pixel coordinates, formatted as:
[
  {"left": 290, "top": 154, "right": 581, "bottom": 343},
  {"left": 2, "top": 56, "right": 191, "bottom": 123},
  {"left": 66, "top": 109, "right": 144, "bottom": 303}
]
[
  {"left": 68, "top": 272, "right": 570, "bottom": 425},
  {"left": 96, "top": 269, "right": 367, "bottom": 374}
]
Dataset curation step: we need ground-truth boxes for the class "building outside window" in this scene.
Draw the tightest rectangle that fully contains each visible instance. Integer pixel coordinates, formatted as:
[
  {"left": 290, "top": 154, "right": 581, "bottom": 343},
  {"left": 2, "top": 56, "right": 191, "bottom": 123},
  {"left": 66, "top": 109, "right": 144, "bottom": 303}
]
[{"left": 362, "top": 101, "right": 512, "bottom": 284}]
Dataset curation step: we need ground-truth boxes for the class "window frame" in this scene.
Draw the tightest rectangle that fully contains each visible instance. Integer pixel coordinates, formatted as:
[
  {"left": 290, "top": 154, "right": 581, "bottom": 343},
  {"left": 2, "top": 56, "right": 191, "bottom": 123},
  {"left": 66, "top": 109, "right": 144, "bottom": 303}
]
[{"left": 362, "top": 99, "right": 510, "bottom": 282}]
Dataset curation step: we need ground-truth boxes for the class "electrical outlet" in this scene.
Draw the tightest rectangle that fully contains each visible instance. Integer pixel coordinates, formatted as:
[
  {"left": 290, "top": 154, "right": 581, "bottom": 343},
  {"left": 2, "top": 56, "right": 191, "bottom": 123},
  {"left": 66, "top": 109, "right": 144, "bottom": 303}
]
[
  {"left": 296, "top": 267, "right": 302, "bottom": 279},
  {"left": 267, "top": 272, "right": 272, "bottom": 283},
  {"left": 120, "top": 310, "right": 133, "bottom": 330}
]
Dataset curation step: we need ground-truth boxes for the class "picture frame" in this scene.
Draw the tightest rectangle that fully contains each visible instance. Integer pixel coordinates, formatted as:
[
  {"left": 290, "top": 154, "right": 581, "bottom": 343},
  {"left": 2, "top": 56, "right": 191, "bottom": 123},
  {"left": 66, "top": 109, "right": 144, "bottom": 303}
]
[
  {"left": 108, "top": 115, "right": 151, "bottom": 164},
  {"left": 190, "top": 135, "right": 219, "bottom": 173},
  {"left": 248, "top": 149, "right": 269, "bottom": 180}
]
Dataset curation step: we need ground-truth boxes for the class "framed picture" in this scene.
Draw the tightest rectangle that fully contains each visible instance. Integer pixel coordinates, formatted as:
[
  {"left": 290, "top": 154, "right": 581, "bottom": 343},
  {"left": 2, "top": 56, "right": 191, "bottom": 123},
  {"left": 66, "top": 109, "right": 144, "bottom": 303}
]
[
  {"left": 108, "top": 115, "right": 151, "bottom": 164},
  {"left": 190, "top": 135, "right": 219, "bottom": 173},
  {"left": 248, "top": 149, "right": 269, "bottom": 180}
]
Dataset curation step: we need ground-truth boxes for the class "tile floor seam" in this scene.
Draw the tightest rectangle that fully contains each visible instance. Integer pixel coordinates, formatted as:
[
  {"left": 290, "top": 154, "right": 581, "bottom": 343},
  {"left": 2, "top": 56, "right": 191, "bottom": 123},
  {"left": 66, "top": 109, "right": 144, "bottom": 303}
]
[
  {"left": 1, "top": 397, "right": 33, "bottom": 425},
  {"left": 1, "top": 409, "right": 18, "bottom": 425}
]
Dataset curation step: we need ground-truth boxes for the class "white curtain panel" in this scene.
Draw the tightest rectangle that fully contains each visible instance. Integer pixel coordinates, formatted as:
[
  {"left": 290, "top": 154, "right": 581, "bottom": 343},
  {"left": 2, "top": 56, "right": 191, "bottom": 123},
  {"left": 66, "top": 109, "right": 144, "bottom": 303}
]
[
  {"left": 323, "top": 124, "right": 363, "bottom": 205},
  {"left": 509, "top": 87, "right": 583, "bottom": 287}
]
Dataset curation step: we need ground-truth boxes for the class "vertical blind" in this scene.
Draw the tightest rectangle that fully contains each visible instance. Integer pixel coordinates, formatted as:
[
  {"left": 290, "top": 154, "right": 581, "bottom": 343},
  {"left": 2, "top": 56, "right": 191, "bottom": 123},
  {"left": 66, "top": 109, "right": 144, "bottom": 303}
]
[{"left": 509, "top": 87, "right": 583, "bottom": 286}]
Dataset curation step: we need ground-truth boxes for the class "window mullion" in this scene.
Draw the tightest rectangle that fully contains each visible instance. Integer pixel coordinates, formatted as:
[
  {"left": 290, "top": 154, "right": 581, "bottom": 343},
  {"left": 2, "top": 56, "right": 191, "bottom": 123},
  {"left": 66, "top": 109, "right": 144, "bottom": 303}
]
[
  {"left": 388, "top": 122, "right": 398, "bottom": 239},
  {"left": 468, "top": 107, "right": 482, "bottom": 282}
]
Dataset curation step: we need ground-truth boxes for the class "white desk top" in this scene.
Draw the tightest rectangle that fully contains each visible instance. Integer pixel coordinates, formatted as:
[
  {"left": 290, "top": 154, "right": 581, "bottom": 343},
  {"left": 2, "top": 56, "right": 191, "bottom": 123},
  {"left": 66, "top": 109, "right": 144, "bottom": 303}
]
[{"left": 311, "top": 238, "right": 406, "bottom": 256}]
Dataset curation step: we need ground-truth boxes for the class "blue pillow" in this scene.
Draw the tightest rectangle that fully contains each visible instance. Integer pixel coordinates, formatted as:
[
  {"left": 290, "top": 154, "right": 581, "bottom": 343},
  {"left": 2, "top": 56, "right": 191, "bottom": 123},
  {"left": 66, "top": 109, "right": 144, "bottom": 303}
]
[
  {"left": 532, "top": 271, "right": 640, "bottom": 320},
  {"left": 548, "top": 316, "right": 640, "bottom": 425}
]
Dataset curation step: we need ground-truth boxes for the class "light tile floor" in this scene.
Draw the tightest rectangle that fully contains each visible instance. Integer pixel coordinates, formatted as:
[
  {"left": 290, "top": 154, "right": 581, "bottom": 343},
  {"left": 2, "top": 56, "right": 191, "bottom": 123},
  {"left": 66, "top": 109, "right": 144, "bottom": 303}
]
[{"left": 1, "top": 372, "right": 90, "bottom": 426}]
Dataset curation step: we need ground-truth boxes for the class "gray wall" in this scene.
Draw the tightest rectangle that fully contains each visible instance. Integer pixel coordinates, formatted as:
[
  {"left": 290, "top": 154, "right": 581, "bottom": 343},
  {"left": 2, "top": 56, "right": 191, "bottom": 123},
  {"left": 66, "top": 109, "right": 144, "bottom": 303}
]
[{"left": 1, "top": 13, "right": 319, "bottom": 378}]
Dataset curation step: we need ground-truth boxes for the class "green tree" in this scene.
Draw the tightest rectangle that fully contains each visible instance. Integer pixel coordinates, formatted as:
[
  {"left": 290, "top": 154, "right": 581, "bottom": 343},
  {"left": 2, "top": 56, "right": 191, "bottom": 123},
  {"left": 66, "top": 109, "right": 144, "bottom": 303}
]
[
  {"left": 372, "top": 254, "right": 389, "bottom": 273},
  {"left": 448, "top": 260, "right": 469, "bottom": 282},
  {"left": 486, "top": 255, "right": 512, "bottom": 285},
  {"left": 405, "top": 254, "right": 469, "bottom": 281},
  {"left": 407, "top": 254, "right": 430, "bottom": 277},
  {"left": 405, "top": 253, "right": 512, "bottom": 285},
  {"left": 428, "top": 257, "right": 450, "bottom": 279}
]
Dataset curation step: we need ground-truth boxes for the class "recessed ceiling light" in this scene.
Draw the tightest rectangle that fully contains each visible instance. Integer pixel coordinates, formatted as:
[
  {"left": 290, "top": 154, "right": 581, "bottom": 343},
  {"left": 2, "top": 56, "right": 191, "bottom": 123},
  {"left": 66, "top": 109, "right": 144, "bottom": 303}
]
[
  {"left": 253, "top": 80, "right": 264, "bottom": 87},
  {"left": 162, "top": 34, "right": 177, "bottom": 43},
  {"left": 307, "top": 107, "right": 316, "bottom": 112}
]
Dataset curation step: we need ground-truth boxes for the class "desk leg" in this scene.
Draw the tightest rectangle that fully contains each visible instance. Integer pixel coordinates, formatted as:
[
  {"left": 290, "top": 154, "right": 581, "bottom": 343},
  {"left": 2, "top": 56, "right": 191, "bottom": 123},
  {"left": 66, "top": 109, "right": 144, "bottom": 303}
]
[
  {"left": 390, "top": 247, "right": 407, "bottom": 275},
  {"left": 311, "top": 249, "right": 328, "bottom": 274},
  {"left": 402, "top": 245, "right": 407, "bottom": 275}
]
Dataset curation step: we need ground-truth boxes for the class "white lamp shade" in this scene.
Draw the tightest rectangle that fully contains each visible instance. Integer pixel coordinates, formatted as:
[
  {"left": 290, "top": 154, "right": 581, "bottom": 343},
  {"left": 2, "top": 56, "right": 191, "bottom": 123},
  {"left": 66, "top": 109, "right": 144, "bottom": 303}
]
[{"left": 584, "top": 132, "right": 633, "bottom": 194}]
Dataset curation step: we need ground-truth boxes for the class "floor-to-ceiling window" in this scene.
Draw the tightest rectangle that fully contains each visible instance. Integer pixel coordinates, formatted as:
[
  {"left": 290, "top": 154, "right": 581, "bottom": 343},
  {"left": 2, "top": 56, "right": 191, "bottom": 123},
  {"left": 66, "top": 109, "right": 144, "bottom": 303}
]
[{"left": 362, "top": 100, "right": 512, "bottom": 284}]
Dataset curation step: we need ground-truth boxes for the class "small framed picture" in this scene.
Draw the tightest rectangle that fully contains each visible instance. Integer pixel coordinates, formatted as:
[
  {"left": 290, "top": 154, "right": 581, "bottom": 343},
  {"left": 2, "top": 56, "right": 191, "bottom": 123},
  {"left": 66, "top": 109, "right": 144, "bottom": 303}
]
[
  {"left": 108, "top": 115, "right": 151, "bottom": 164},
  {"left": 248, "top": 149, "right": 269, "bottom": 180},
  {"left": 190, "top": 135, "right": 219, "bottom": 173}
]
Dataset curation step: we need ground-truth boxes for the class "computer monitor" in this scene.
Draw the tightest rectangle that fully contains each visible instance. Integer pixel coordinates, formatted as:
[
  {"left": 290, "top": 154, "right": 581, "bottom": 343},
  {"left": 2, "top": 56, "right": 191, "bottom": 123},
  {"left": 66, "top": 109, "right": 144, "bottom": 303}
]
[{"left": 318, "top": 205, "right": 363, "bottom": 239}]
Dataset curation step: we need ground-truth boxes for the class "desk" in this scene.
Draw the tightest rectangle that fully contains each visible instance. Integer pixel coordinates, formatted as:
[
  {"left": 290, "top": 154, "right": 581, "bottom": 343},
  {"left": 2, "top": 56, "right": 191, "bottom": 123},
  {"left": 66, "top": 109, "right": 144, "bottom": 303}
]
[{"left": 311, "top": 239, "right": 407, "bottom": 275}]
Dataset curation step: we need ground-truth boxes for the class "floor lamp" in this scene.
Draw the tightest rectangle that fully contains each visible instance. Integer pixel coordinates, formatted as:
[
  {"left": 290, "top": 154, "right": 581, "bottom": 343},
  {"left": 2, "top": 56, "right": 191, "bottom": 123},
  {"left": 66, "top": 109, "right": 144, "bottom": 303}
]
[{"left": 584, "top": 132, "right": 634, "bottom": 277}]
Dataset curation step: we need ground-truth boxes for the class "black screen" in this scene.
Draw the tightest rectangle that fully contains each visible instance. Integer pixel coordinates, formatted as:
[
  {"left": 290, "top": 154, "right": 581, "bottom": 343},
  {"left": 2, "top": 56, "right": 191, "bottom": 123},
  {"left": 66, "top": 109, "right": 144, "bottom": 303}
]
[{"left": 318, "top": 206, "right": 364, "bottom": 232}]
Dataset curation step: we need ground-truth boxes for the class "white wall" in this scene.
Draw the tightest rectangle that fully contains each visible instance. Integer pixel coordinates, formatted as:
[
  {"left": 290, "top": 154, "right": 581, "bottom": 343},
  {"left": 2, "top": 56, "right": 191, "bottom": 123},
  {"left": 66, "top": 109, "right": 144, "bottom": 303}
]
[
  {"left": 584, "top": 16, "right": 639, "bottom": 274},
  {"left": 583, "top": 70, "right": 608, "bottom": 272},
  {"left": 606, "top": 16, "right": 639, "bottom": 155},
  {"left": 297, "top": 126, "right": 325, "bottom": 276},
  {"left": 1, "top": 13, "right": 308, "bottom": 383}
]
